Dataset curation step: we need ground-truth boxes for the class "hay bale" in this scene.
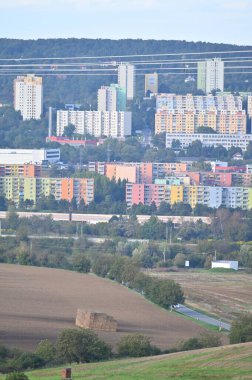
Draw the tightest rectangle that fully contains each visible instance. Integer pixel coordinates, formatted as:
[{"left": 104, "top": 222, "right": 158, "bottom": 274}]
[{"left": 75, "top": 309, "right": 118, "bottom": 332}]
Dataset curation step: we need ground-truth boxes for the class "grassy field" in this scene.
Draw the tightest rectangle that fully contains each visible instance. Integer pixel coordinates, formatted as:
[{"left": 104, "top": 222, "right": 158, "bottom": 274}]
[
  {"left": 1, "top": 342, "right": 252, "bottom": 380},
  {"left": 0, "top": 264, "right": 208, "bottom": 351},
  {"left": 150, "top": 270, "right": 252, "bottom": 322}
]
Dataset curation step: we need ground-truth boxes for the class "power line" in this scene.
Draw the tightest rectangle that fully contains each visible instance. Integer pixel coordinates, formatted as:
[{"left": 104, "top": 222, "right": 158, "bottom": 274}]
[
  {"left": 0, "top": 49, "right": 252, "bottom": 62},
  {"left": 2, "top": 56, "right": 252, "bottom": 68}
]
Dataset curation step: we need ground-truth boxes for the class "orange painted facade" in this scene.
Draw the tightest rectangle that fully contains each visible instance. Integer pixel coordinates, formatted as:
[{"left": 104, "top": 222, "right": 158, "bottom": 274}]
[
  {"left": 105, "top": 163, "right": 138, "bottom": 183},
  {"left": 0, "top": 163, "right": 48, "bottom": 177},
  {"left": 61, "top": 178, "right": 74, "bottom": 202}
]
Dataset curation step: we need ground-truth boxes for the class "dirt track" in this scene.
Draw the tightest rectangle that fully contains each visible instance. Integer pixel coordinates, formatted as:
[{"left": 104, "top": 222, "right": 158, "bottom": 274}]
[{"left": 0, "top": 264, "right": 206, "bottom": 351}]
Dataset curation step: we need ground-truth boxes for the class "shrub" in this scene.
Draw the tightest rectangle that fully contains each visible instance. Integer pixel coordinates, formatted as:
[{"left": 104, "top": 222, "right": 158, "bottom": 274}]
[
  {"left": 117, "top": 334, "right": 160, "bottom": 357},
  {"left": 180, "top": 333, "right": 221, "bottom": 351},
  {"left": 180, "top": 338, "right": 203, "bottom": 351},
  {"left": 199, "top": 333, "right": 221, "bottom": 348},
  {"left": 5, "top": 373, "right": 29, "bottom": 380},
  {"left": 56, "top": 328, "right": 112, "bottom": 363},
  {"left": 11, "top": 353, "right": 44, "bottom": 371}
]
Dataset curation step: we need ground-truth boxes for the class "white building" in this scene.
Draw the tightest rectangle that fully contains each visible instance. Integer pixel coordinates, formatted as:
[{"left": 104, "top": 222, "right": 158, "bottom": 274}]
[
  {"left": 211, "top": 260, "right": 238, "bottom": 271},
  {"left": 56, "top": 110, "right": 132, "bottom": 138},
  {"left": 197, "top": 58, "right": 224, "bottom": 94},
  {"left": 118, "top": 63, "right": 135, "bottom": 101},
  {"left": 14, "top": 74, "right": 43, "bottom": 120},
  {"left": 0, "top": 149, "right": 60, "bottom": 164},
  {"left": 166, "top": 133, "right": 252, "bottom": 151},
  {"left": 97, "top": 84, "right": 126, "bottom": 112}
]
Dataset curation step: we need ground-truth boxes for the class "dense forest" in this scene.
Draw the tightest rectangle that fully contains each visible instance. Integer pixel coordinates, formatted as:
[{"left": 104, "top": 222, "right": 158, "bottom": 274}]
[{"left": 0, "top": 38, "right": 252, "bottom": 109}]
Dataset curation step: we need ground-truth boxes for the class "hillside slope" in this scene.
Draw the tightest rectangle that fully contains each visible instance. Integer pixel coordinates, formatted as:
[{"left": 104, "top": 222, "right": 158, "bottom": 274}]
[
  {"left": 0, "top": 38, "right": 251, "bottom": 106},
  {"left": 2, "top": 342, "right": 252, "bottom": 380}
]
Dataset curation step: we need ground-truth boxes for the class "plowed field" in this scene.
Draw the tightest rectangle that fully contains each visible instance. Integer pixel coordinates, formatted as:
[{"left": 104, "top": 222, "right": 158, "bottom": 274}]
[{"left": 0, "top": 264, "right": 206, "bottom": 351}]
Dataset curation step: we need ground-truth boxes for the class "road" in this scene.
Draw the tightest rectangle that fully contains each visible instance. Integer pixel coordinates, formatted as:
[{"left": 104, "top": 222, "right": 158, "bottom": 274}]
[
  {"left": 0, "top": 211, "right": 212, "bottom": 225},
  {"left": 176, "top": 305, "right": 231, "bottom": 331}
]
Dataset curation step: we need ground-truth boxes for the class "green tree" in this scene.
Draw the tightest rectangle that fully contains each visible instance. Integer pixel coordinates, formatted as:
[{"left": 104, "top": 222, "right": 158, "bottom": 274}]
[
  {"left": 108, "top": 256, "right": 129, "bottom": 283},
  {"left": 117, "top": 334, "right": 160, "bottom": 357},
  {"left": 174, "top": 253, "right": 186, "bottom": 267},
  {"left": 72, "top": 254, "right": 91, "bottom": 273},
  {"left": 63, "top": 123, "right": 75, "bottom": 138},
  {"left": 56, "top": 328, "right": 112, "bottom": 363},
  {"left": 172, "top": 202, "right": 192, "bottom": 216},
  {"left": 229, "top": 314, "right": 252, "bottom": 344},
  {"left": 239, "top": 246, "right": 252, "bottom": 271},
  {"left": 145, "top": 278, "right": 184, "bottom": 309},
  {"left": 0, "top": 196, "right": 8, "bottom": 211},
  {"left": 35, "top": 339, "right": 56, "bottom": 364},
  {"left": 140, "top": 216, "right": 165, "bottom": 240},
  {"left": 92, "top": 255, "right": 114, "bottom": 277}
]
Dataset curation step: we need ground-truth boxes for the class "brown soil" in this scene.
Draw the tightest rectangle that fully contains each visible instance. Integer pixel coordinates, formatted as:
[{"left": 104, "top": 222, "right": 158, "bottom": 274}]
[{"left": 0, "top": 264, "right": 207, "bottom": 351}]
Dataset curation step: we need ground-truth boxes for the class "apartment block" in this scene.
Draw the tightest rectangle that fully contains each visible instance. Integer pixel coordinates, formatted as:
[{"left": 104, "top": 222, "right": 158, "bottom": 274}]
[
  {"left": 0, "top": 163, "right": 49, "bottom": 178},
  {"left": 126, "top": 183, "right": 252, "bottom": 210},
  {"left": 0, "top": 177, "right": 94, "bottom": 206},
  {"left": 56, "top": 110, "right": 132, "bottom": 138},
  {"left": 14, "top": 74, "right": 43, "bottom": 120},
  {"left": 97, "top": 84, "right": 126, "bottom": 112},
  {"left": 118, "top": 63, "right": 136, "bottom": 101},
  {"left": 166, "top": 133, "right": 252, "bottom": 151},
  {"left": 197, "top": 58, "right": 224, "bottom": 93},
  {"left": 156, "top": 94, "right": 242, "bottom": 112},
  {"left": 88, "top": 162, "right": 190, "bottom": 184},
  {"left": 155, "top": 109, "right": 247, "bottom": 134}
]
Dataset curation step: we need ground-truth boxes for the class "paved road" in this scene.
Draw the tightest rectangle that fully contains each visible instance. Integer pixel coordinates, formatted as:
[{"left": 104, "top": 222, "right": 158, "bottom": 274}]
[{"left": 176, "top": 305, "right": 231, "bottom": 331}]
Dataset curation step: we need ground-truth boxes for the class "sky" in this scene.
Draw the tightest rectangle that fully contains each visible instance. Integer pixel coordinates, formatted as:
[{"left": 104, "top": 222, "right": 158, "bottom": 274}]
[{"left": 1, "top": 0, "right": 251, "bottom": 45}]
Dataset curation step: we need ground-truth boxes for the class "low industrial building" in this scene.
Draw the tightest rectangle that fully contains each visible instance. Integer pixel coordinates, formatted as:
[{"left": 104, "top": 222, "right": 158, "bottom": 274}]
[
  {"left": 211, "top": 261, "right": 239, "bottom": 271},
  {"left": 0, "top": 149, "right": 60, "bottom": 164},
  {"left": 166, "top": 133, "right": 252, "bottom": 151}
]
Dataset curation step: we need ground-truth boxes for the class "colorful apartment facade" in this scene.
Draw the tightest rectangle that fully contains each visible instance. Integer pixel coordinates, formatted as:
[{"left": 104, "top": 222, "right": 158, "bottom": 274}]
[
  {"left": 0, "top": 177, "right": 94, "bottom": 206},
  {"left": 126, "top": 183, "right": 252, "bottom": 210},
  {"left": 0, "top": 164, "right": 49, "bottom": 178},
  {"left": 88, "top": 162, "right": 189, "bottom": 184},
  {"left": 155, "top": 109, "right": 247, "bottom": 134}
]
